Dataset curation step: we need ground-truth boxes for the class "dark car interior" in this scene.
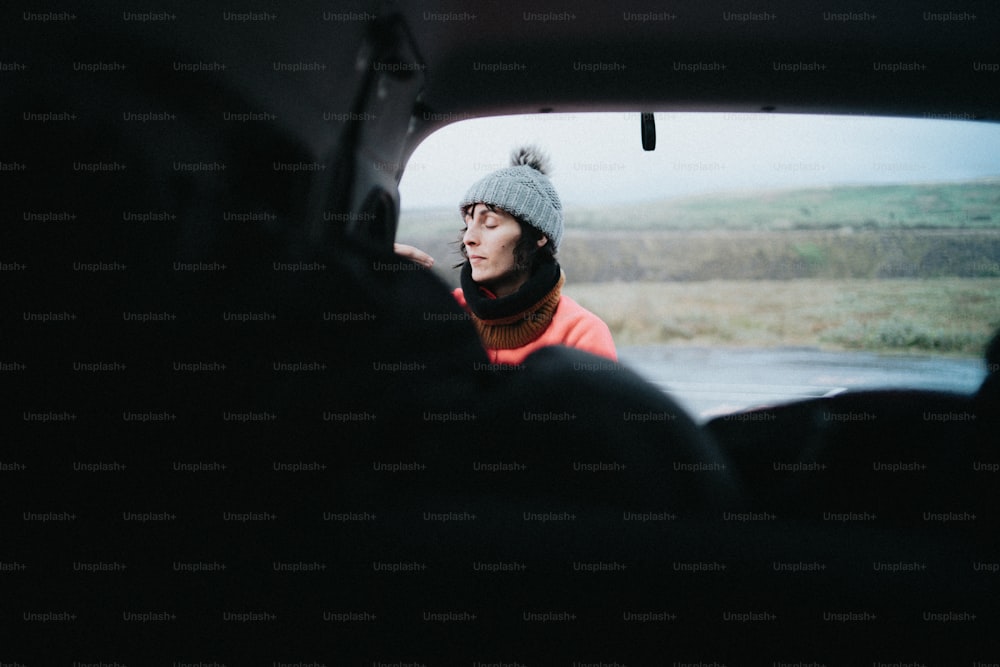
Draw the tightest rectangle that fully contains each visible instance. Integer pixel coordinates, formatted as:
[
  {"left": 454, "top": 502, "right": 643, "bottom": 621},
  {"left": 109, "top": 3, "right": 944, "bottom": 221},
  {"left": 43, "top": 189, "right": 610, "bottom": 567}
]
[{"left": 3, "top": 1, "right": 997, "bottom": 663}]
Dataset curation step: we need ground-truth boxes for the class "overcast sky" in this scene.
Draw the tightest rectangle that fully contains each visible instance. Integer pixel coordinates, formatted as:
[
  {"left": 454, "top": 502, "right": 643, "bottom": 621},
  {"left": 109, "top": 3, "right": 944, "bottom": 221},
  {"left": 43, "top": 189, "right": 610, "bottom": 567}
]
[{"left": 399, "top": 112, "right": 1000, "bottom": 210}]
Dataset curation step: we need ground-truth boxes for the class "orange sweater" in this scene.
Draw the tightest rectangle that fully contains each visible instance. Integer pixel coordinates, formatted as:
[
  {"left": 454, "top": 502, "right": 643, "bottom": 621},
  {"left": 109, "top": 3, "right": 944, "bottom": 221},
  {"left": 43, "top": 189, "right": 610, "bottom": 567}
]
[{"left": 453, "top": 287, "right": 618, "bottom": 366}]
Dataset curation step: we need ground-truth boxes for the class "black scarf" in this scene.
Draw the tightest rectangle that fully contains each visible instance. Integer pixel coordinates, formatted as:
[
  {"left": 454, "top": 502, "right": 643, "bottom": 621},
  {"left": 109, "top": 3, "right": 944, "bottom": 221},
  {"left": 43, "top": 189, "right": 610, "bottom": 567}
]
[{"left": 460, "top": 260, "right": 561, "bottom": 321}]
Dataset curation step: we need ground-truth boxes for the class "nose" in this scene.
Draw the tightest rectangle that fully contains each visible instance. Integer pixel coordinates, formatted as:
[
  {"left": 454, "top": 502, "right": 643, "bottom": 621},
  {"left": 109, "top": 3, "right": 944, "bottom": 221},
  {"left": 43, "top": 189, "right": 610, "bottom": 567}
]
[{"left": 463, "top": 224, "right": 478, "bottom": 248}]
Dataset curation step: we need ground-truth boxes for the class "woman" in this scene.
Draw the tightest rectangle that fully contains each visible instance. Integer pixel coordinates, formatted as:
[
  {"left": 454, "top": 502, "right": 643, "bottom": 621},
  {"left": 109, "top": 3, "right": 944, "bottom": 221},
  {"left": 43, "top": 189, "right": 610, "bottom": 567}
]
[{"left": 397, "top": 146, "right": 616, "bottom": 366}]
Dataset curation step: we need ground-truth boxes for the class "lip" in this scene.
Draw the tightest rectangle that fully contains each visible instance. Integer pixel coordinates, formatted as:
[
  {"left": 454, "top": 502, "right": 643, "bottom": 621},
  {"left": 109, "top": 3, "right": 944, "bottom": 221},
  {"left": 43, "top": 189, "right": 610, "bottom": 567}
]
[{"left": 469, "top": 255, "right": 486, "bottom": 262}]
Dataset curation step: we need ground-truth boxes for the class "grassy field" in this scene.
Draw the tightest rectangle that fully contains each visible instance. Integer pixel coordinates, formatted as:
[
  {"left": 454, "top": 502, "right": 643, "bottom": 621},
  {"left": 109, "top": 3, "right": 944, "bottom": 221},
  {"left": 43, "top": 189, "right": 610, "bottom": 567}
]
[
  {"left": 567, "top": 278, "right": 1000, "bottom": 356},
  {"left": 398, "top": 180, "right": 1000, "bottom": 356},
  {"left": 559, "top": 229, "right": 1000, "bottom": 282}
]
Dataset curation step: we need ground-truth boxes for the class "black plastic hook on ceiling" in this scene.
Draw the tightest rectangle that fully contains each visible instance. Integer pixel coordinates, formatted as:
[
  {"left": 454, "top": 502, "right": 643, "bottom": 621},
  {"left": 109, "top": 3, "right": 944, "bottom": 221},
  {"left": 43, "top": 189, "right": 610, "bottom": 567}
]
[
  {"left": 639, "top": 113, "right": 656, "bottom": 151},
  {"left": 641, "top": 113, "right": 656, "bottom": 151}
]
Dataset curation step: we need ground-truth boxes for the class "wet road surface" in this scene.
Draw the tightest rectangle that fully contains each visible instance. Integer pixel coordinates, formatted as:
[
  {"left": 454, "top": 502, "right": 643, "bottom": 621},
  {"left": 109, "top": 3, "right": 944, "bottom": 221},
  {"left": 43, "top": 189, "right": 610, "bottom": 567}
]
[{"left": 618, "top": 345, "right": 988, "bottom": 422}]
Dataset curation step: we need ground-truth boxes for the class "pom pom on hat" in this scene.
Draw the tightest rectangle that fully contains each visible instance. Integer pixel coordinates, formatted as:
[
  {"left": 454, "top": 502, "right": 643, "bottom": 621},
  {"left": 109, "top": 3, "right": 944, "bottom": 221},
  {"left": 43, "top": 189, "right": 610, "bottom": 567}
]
[{"left": 510, "top": 144, "right": 551, "bottom": 174}]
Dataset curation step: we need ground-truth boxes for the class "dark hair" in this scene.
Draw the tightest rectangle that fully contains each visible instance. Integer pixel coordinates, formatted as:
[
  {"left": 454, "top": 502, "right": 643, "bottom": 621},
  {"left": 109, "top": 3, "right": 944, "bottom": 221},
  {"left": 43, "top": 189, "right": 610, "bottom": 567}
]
[{"left": 454, "top": 203, "right": 557, "bottom": 273}]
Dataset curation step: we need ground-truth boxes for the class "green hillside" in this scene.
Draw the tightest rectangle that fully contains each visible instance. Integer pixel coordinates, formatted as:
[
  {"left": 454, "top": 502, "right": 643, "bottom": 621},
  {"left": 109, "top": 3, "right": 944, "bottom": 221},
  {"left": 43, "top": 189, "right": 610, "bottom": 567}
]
[
  {"left": 398, "top": 179, "right": 1000, "bottom": 286},
  {"left": 401, "top": 178, "right": 1000, "bottom": 235}
]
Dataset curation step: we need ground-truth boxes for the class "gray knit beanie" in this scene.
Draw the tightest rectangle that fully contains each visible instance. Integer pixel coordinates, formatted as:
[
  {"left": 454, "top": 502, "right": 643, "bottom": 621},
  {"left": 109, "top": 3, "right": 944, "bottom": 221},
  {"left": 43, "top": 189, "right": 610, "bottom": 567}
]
[{"left": 458, "top": 145, "right": 564, "bottom": 251}]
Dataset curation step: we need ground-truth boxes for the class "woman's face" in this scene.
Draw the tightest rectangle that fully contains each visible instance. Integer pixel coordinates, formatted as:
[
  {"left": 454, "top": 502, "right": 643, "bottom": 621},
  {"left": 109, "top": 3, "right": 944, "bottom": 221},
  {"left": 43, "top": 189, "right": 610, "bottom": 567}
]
[{"left": 463, "top": 203, "right": 544, "bottom": 296}]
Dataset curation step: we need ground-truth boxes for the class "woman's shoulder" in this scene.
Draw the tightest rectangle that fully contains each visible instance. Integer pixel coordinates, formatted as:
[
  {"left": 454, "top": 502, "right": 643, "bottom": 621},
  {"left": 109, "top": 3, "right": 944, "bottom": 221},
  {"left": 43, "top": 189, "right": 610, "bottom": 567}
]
[
  {"left": 555, "top": 293, "right": 600, "bottom": 321},
  {"left": 552, "top": 294, "right": 617, "bottom": 359},
  {"left": 553, "top": 294, "right": 613, "bottom": 336}
]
